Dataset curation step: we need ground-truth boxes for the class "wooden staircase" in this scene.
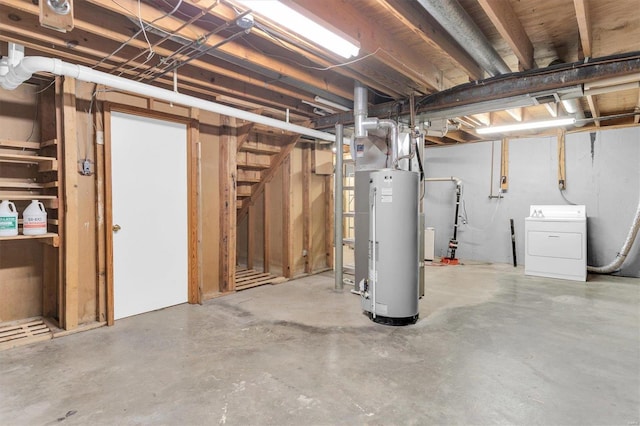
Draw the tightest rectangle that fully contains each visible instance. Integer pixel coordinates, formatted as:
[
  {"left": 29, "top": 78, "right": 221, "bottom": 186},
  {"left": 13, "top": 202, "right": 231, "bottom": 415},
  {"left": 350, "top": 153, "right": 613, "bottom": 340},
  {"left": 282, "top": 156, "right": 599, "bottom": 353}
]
[{"left": 236, "top": 124, "right": 300, "bottom": 219}]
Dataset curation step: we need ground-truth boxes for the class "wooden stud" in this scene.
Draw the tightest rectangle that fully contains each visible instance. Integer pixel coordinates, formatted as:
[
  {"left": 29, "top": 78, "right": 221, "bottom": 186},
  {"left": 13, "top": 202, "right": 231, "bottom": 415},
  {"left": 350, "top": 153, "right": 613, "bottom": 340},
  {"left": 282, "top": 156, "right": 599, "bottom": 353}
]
[
  {"left": 558, "top": 129, "right": 567, "bottom": 190},
  {"left": 62, "top": 76, "right": 79, "bottom": 330},
  {"left": 282, "top": 155, "right": 292, "bottom": 278},
  {"left": 247, "top": 203, "right": 255, "bottom": 270},
  {"left": 219, "top": 116, "right": 237, "bottom": 292},
  {"left": 188, "top": 120, "right": 201, "bottom": 304},
  {"left": 104, "top": 107, "right": 115, "bottom": 326},
  {"left": 500, "top": 138, "right": 509, "bottom": 192},
  {"left": 94, "top": 92, "right": 107, "bottom": 323},
  {"left": 324, "top": 175, "right": 334, "bottom": 270},
  {"left": 38, "top": 79, "right": 61, "bottom": 322},
  {"left": 263, "top": 182, "right": 270, "bottom": 273},
  {"left": 302, "top": 145, "right": 312, "bottom": 274}
]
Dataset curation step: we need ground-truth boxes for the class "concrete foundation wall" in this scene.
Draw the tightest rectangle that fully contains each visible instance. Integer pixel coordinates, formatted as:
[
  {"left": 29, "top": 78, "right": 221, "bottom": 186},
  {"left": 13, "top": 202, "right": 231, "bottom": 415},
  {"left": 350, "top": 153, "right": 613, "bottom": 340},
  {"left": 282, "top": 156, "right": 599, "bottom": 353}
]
[{"left": 423, "top": 126, "right": 640, "bottom": 278}]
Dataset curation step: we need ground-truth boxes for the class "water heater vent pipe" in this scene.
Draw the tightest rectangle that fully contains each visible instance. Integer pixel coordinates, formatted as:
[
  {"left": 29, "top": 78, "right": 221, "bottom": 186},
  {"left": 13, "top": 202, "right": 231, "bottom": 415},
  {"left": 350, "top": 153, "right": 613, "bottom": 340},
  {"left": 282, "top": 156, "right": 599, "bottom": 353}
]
[{"left": 353, "top": 80, "right": 400, "bottom": 167}]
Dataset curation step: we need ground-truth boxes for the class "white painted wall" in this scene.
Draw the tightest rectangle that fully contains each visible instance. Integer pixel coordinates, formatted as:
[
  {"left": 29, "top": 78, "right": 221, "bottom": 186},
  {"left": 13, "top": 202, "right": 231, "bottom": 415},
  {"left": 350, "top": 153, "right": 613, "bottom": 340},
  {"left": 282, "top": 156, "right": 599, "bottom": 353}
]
[{"left": 423, "top": 126, "right": 640, "bottom": 278}]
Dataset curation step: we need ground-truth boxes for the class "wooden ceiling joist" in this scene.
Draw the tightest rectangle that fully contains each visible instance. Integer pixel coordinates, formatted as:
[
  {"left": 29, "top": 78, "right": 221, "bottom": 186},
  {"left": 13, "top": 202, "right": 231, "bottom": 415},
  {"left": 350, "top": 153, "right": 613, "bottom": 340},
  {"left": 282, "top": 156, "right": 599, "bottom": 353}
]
[
  {"left": 477, "top": 0, "right": 535, "bottom": 70},
  {"left": 83, "top": 0, "right": 354, "bottom": 100},
  {"left": 573, "top": 0, "right": 593, "bottom": 57},
  {"left": 374, "top": 0, "right": 484, "bottom": 81},
  {"left": 293, "top": 0, "right": 448, "bottom": 93},
  {"left": 186, "top": 0, "right": 408, "bottom": 98},
  {"left": 0, "top": 2, "right": 324, "bottom": 114}
]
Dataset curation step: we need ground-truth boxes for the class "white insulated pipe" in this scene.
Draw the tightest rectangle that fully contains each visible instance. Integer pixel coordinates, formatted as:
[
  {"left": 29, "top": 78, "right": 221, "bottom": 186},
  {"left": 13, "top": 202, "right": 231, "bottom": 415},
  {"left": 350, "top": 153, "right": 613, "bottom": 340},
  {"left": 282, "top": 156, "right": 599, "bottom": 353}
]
[
  {"left": 0, "top": 56, "right": 336, "bottom": 142},
  {"left": 587, "top": 199, "right": 640, "bottom": 274}
]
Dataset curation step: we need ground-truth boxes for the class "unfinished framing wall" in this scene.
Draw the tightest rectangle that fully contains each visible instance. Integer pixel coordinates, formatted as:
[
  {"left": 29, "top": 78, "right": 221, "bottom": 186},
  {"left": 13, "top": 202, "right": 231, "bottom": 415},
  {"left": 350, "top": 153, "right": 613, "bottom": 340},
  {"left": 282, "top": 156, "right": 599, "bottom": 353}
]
[
  {"left": 236, "top": 143, "right": 332, "bottom": 279},
  {"left": 2, "top": 76, "right": 335, "bottom": 333}
]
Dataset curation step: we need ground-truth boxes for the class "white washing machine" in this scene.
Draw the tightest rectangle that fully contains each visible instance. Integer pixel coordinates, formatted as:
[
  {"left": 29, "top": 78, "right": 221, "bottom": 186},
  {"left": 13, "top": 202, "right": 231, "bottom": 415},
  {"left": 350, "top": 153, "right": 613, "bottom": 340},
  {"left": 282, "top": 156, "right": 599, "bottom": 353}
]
[{"left": 525, "top": 205, "right": 587, "bottom": 281}]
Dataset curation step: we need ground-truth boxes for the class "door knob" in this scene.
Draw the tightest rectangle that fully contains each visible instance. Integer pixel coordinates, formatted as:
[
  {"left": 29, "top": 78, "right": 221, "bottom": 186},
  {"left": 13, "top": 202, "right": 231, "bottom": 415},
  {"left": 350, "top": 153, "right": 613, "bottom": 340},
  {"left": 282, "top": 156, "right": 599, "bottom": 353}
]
[{"left": 112, "top": 224, "right": 122, "bottom": 232}]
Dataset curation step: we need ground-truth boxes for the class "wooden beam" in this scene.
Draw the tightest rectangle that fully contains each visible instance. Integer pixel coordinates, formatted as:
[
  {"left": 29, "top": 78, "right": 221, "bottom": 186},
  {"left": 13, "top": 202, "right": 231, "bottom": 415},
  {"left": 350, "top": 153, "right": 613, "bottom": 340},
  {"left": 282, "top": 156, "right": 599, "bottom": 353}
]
[
  {"left": 477, "top": 0, "right": 534, "bottom": 70},
  {"left": 558, "top": 129, "right": 566, "bottom": 190},
  {"left": 294, "top": 0, "right": 447, "bottom": 92},
  {"left": 374, "top": 0, "right": 483, "bottom": 80},
  {"left": 573, "top": 0, "right": 592, "bottom": 57},
  {"left": 500, "top": 138, "right": 509, "bottom": 191},
  {"left": 263, "top": 182, "right": 270, "bottom": 273},
  {"left": 84, "top": 0, "right": 354, "bottom": 100},
  {"left": 302, "top": 146, "right": 312, "bottom": 274},
  {"left": 62, "top": 77, "right": 79, "bottom": 330},
  {"left": 282, "top": 155, "right": 292, "bottom": 278},
  {"left": 219, "top": 116, "right": 237, "bottom": 293},
  {"left": 586, "top": 95, "right": 600, "bottom": 127}
]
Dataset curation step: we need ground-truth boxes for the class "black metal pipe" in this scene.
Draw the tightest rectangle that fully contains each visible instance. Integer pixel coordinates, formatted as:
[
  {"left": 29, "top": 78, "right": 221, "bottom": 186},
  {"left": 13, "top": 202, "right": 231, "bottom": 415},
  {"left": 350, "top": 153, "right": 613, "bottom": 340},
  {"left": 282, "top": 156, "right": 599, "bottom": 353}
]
[{"left": 510, "top": 218, "right": 517, "bottom": 267}]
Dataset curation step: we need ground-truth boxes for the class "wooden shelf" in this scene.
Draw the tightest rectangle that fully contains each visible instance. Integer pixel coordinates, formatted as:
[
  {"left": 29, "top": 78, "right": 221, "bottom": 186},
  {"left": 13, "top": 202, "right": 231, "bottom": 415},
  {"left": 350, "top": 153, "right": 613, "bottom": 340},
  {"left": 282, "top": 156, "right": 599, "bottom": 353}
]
[
  {"left": 0, "top": 153, "right": 57, "bottom": 172},
  {"left": 0, "top": 233, "right": 59, "bottom": 247},
  {"left": 0, "top": 194, "right": 59, "bottom": 209},
  {"left": 0, "top": 178, "right": 45, "bottom": 190},
  {"left": 0, "top": 139, "right": 41, "bottom": 150}
]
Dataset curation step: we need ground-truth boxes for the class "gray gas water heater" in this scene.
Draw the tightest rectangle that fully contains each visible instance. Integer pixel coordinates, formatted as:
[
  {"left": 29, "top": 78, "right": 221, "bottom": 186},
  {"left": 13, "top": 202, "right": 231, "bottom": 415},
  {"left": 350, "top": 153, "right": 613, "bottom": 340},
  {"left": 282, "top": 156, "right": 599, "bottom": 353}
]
[{"left": 353, "top": 81, "right": 422, "bottom": 326}]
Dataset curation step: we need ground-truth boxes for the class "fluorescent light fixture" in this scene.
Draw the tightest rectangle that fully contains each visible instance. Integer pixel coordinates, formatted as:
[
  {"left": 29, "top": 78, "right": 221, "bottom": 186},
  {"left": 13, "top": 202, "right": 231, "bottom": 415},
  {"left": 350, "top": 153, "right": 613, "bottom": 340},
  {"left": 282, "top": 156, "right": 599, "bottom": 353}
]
[
  {"left": 237, "top": 1, "right": 360, "bottom": 58},
  {"left": 476, "top": 117, "right": 576, "bottom": 135},
  {"left": 314, "top": 96, "right": 350, "bottom": 111}
]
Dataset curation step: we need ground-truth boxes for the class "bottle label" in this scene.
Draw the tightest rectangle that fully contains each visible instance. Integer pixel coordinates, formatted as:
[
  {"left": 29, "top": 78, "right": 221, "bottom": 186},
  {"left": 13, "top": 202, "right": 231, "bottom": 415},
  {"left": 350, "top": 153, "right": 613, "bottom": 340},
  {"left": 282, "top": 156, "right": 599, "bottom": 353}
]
[{"left": 0, "top": 216, "right": 17, "bottom": 230}]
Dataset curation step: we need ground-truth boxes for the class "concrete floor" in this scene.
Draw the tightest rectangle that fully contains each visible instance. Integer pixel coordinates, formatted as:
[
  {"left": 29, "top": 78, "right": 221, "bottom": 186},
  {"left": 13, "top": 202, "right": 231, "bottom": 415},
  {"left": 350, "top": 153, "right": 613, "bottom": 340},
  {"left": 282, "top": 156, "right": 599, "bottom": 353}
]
[{"left": 1, "top": 262, "right": 639, "bottom": 425}]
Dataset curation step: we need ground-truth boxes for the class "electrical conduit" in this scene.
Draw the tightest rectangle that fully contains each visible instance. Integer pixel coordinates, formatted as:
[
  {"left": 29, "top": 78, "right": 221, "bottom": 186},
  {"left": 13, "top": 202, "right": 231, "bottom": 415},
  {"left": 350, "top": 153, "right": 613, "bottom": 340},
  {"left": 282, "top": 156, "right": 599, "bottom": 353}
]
[{"left": 0, "top": 56, "right": 335, "bottom": 142}]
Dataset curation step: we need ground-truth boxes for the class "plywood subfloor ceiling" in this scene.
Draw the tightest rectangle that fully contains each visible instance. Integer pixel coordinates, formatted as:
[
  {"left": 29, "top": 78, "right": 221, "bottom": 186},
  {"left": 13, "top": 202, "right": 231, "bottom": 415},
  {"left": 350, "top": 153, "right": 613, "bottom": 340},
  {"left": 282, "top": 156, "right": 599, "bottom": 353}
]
[{"left": 0, "top": 0, "right": 638, "bottom": 143}]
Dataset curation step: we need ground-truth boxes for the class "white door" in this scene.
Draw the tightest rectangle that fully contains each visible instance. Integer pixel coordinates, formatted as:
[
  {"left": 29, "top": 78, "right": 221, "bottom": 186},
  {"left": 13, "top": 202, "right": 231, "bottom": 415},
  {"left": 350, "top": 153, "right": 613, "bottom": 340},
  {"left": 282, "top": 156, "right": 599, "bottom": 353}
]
[{"left": 110, "top": 112, "right": 188, "bottom": 320}]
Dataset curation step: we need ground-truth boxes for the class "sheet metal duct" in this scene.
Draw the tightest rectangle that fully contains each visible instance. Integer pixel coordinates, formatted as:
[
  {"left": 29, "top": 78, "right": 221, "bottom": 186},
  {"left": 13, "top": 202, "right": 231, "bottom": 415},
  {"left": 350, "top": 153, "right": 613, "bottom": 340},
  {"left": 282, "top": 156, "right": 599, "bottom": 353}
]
[{"left": 415, "top": 0, "right": 509, "bottom": 77}]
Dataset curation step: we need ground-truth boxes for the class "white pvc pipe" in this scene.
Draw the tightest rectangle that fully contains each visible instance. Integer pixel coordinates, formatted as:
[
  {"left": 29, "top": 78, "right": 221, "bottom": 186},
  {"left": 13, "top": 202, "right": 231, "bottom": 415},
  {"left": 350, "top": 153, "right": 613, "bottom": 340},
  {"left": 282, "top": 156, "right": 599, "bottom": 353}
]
[
  {"left": 0, "top": 56, "right": 335, "bottom": 142},
  {"left": 425, "top": 176, "right": 463, "bottom": 189},
  {"left": 587, "top": 199, "right": 640, "bottom": 274}
]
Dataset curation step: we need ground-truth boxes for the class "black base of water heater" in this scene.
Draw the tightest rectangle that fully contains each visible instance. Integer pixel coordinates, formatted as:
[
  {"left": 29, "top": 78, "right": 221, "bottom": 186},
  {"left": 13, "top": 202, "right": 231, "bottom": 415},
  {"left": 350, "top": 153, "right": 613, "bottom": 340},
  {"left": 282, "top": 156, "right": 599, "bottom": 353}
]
[{"left": 367, "top": 312, "right": 419, "bottom": 326}]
